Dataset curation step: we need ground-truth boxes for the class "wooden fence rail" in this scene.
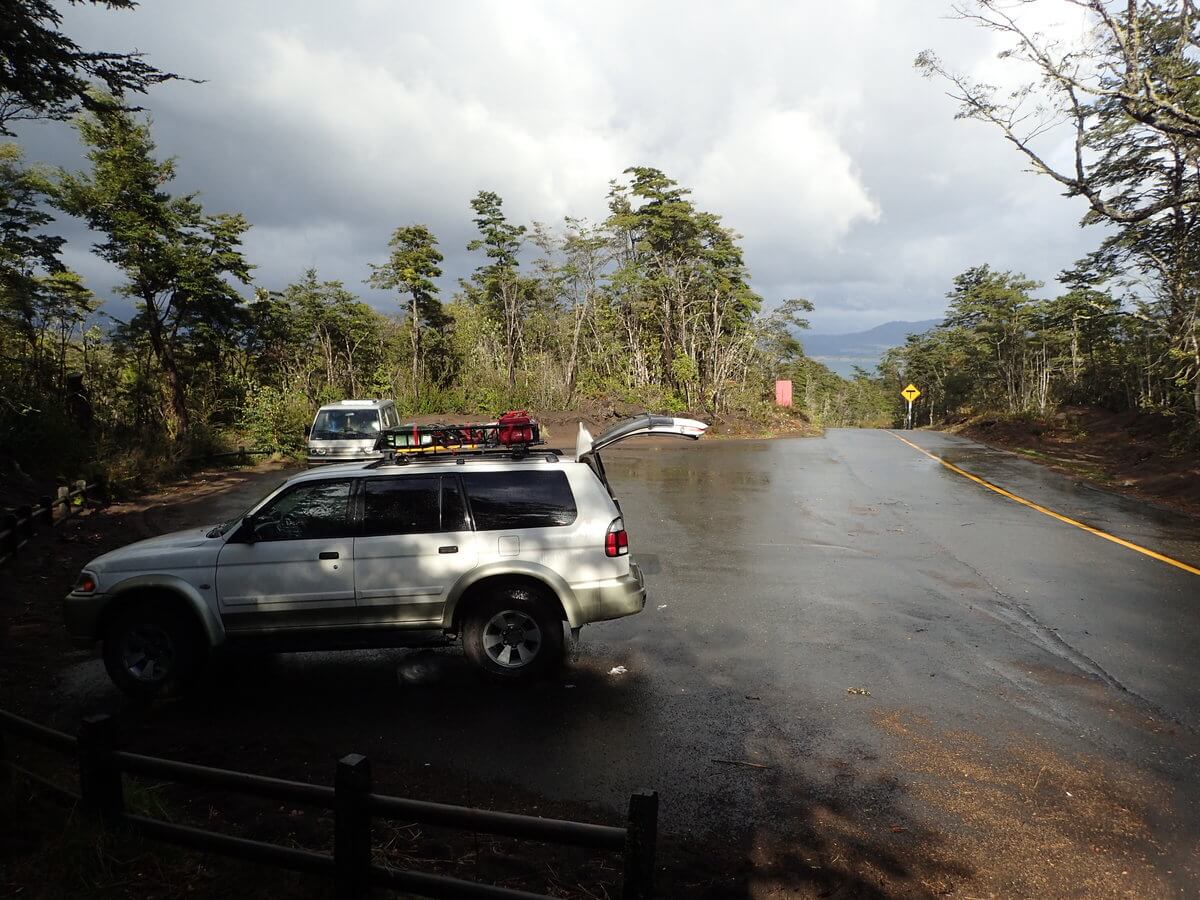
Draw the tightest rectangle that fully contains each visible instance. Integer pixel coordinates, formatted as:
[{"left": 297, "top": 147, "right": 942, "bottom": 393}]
[
  {"left": 181, "top": 446, "right": 274, "bottom": 465},
  {"left": 0, "top": 479, "right": 101, "bottom": 566},
  {"left": 0, "top": 708, "right": 657, "bottom": 900},
  {"left": 0, "top": 446, "right": 275, "bottom": 568}
]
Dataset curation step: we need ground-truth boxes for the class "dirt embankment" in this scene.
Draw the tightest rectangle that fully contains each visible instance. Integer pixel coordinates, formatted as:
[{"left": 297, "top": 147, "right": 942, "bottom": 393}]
[{"left": 954, "top": 406, "right": 1200, "bottom": 518}]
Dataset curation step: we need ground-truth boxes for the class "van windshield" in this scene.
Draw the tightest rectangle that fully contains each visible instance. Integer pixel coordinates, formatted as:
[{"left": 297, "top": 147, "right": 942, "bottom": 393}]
[{"left": 311, "top": 408, "right": 380, "bottom": 440}]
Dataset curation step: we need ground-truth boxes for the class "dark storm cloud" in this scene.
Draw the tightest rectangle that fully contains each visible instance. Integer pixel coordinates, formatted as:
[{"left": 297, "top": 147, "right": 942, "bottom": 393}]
[{"left": 18, "top": 0, "right": 1102, "bottom": 332}]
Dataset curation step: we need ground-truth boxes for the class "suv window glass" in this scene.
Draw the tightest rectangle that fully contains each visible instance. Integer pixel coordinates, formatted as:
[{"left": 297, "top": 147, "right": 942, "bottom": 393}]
[
  {"left": 255, "top": 480, "right": 351, "bottom": 541},
  {"left": 363, "top": 476, "right": 441, "bottom": 535},
  {"left": 442, "top": 477, "right": 470, "bottom": 531},
  {"left": 461, "top": 471, "right": 576, "bottom": 530}
]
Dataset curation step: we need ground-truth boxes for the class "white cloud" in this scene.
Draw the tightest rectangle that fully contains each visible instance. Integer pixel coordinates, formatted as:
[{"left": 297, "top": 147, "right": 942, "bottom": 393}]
[
  {"left": 693, "top": 101, "right": 881, "bottom": 250},
  {"left": 25, "top": 0, "right": 1105, "bottom": 332}
]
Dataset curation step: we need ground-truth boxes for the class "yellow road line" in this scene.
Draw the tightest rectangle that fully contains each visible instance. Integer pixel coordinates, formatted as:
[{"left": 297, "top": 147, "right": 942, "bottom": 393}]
[{"left": 887, "top": 431, "right": 1200, "bottom": 577}]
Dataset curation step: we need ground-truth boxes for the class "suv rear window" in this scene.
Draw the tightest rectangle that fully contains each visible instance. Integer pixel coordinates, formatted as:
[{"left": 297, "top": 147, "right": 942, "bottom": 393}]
[
  {"left": 362, "top": 475, "right": 470, "bottom": 535},
  {"left": 461, "top": 471, "right": 576, "bottom": 530}
]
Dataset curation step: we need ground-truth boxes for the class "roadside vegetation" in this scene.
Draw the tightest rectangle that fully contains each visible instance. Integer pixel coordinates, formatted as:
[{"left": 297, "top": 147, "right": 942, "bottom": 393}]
[{"left": 896, "top": 2, "right": 1200, "bottom": 450}]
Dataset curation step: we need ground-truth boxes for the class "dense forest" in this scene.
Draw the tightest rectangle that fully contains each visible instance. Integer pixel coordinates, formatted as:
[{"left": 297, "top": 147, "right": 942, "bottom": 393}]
[
  {"left": 880, "top": 262, "right": 1186, "bottom": 428},
  {"left": 903, "top": 1, "right": 1200, "bottom": 439},
  {"left": 0, "top": 3, "right": 890, "bottom": 488}
]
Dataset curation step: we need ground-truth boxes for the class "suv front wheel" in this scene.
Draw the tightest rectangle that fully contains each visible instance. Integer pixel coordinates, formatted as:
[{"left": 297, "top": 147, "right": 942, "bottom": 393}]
[
  {"left": 462, "top": 586, "right": 564, "bottom": 681},
  {"left": 102, "top": 603, "right": 203, "bottom": 700}
]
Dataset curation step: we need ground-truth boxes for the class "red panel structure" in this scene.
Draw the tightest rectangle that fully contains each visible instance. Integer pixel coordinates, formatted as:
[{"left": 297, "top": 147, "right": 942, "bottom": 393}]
[{"left": 775, "top": 379, "right": 793, "bottom": 407}]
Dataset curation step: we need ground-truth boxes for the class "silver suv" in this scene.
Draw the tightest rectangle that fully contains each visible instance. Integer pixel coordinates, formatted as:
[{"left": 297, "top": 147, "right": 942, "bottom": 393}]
[{"left": 64, "top": 415, "right": 707, "bottom": 697}]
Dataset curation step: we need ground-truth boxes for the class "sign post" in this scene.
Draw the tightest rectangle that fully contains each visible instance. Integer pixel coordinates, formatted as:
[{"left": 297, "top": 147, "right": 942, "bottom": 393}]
[{"left": 900, "top": 383, "right": 921, "bottom": 429}]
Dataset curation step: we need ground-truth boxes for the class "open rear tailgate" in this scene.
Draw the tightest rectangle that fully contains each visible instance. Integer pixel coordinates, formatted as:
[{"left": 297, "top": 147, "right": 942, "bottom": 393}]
[
  {"left": 576, "top": 414, "right": 708, "bottom": 501},
  {"left": 576, "top": 414, "right": 708, "bottom": 459}
]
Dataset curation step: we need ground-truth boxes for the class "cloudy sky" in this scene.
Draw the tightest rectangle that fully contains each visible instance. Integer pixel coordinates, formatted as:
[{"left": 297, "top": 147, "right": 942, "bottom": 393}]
[{"left": 17, "top": 0, "right": 1101, "bottom": 333}]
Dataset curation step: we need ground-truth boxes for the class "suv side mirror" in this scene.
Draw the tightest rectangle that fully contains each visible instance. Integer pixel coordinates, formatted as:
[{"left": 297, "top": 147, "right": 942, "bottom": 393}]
[
  {"left": 235, "top": 515, "right": 260, "bottom": 544},
  {"left": 303, "top": 424, "right": 312, "bottom": 438}
]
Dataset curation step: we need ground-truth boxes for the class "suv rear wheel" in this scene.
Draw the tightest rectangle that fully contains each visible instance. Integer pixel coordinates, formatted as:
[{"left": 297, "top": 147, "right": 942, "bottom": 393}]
[
  {"left": 102, "top": 603, "right": 203, "bottom": 700},
  {"left": 462, "top": 586, "right": 564, "bottom": 681}
]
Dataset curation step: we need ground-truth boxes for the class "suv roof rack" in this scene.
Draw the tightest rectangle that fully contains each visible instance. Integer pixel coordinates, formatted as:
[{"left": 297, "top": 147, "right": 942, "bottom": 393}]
[{"left": 370, "top": 411, "right": 553, "bottom": 466}]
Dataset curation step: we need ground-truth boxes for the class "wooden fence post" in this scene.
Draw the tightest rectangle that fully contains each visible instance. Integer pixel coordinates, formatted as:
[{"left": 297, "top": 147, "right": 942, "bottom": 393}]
[
  {"left": 0, "top": 514, "right": 15, "bottom": 558},
  {"left": 78, "top": 714, "right": 123, "bottom": 820},
  {"left": 38, "top": 495, "right": 53, "bottom": 527},
  {"left": 16, "top": 505, "right": 32, "bottom": 544},
  {"left": 622, "top": 790, "right": 659, "bottom": 900},
  {"left": 335, "top": 753, "right": 371, "bottom": 900},
  {"left": 0, "top": 727, "right": 10, "bottom": 793}
]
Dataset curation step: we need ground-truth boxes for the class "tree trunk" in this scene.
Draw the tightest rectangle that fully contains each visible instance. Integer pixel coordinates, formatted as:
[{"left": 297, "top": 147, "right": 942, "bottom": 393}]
[
  {"left": 1192, "top": 339, "right": 1200, "bottom": 429},
  {"left": 143, "top": 305, "right": 190, "bottom": 441},
  {"left": 410, "top": 293, "right": 420, "bottom": 405}
]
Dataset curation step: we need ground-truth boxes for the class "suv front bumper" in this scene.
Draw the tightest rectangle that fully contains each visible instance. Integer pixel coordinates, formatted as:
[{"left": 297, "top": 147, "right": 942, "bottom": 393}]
[
  {"left": 589, "top": 561, "right": 647, "bottom": 623},
  {"left": 63, "top": 591, "right": 105, "bottom": 647}
]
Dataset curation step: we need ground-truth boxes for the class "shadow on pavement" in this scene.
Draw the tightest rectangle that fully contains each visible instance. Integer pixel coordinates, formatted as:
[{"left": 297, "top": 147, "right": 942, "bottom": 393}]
[{"left": 66, "top": 634, "right": 977, "bottom": 899}]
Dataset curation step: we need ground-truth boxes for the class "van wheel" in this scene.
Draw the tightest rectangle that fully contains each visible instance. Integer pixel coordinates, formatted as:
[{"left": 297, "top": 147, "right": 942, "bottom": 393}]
[
  {"left": 102, "top": 604, "right": 203, "bottom": 700},
  {"left": 462, "top": 587, "right": 564, "bottom": 682}
]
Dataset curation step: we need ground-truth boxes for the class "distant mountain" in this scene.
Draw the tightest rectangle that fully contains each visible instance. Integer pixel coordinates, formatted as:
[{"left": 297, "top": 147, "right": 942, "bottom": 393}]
[{"left": 799, "top": 319, "right": 941, "bottom": 378}]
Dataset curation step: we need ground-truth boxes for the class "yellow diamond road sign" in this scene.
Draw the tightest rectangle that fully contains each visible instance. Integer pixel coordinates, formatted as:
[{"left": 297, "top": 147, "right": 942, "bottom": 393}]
[{"left": 901, "top": 384, "right": 921, "bottom": 402}]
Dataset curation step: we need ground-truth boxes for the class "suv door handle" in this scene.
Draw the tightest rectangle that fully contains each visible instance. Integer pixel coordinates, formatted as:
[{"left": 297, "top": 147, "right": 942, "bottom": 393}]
[
  {"left": 318, "top": 551, "right": 340, "bottom": 560},
  {"left": 438, "top": 545, "right": 458, "bottom": 554}
]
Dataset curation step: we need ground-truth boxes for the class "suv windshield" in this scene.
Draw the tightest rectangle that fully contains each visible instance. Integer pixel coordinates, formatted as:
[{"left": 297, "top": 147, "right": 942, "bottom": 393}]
[
  {"left": 311, "top": 408, "right": 380, "bottom": 440},
  {"left": 206, "top": 479, "right": 287, "bottom": 537}
]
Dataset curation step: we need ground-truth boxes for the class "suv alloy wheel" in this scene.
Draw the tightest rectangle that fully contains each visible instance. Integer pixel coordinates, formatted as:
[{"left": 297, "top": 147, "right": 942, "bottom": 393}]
[
  {"left": 462, "top": 586, "right": 564, "bottom": 681},
  {"left": 101, "top": 603, "right": 203, "bottom": 700}
]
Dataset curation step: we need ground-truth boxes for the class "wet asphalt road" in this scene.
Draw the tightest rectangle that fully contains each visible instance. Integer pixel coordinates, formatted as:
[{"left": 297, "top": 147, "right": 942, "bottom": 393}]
[{"left": 54, "top": 431, "right": 1200, "bottom": 896}]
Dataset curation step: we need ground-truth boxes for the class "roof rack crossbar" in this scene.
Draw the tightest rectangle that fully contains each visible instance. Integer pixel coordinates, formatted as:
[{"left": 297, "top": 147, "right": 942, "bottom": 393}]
[{"left": 372, "top": 412, "right": 550, "bottom": 462}]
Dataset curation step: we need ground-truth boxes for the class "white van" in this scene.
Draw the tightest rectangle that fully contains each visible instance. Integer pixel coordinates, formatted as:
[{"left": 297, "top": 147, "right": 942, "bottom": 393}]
[{"left": 305, "top": 399, "right": 399, "bottom": 466}]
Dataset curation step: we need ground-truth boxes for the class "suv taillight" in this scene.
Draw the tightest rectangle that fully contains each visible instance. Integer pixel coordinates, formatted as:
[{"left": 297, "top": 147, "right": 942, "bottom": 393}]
[{"left": 605, "top": 518, "right": 629, "bottom": 557}]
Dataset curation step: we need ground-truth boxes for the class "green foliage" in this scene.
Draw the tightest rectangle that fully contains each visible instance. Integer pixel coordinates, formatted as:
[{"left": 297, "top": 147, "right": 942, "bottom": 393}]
[
  {"left": 886, "top": 260, "right": 1189, "bottom": 429},
  {"left": 55, "top": 95, "right": 252, "bottom": 443},
  {"left": 240, "top": 385, "right": 311, "bottom": 456},
  {"left": 780, "top": 357, "right": 892, "bottom": 429},
  {"left": 366, "top": 223, "right": 452, "bottom": 402},
  {"left": 0, "top": 0, "right": 179, "bottom": 135}
]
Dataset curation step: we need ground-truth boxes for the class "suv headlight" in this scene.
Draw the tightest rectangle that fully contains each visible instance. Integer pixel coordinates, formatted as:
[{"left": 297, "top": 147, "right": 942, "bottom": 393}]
[{"left": 74, "top": 572, "right": 98, "bottom": 593}]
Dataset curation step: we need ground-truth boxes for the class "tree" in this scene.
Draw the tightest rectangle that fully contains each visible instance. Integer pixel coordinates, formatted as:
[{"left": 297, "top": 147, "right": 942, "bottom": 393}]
[
  {"left": 559, "top": 218, "right": 612, "bottom": 400},
  {"left": 56, "top": 97, "right": 251, "bottom": 442},
  {"left": 0, "top": 142, "right": 96, "bottom": 388},
  {"left": 606, "top": 167, "right": 706, "bottom": 391},
  {"left": 0, "top": 0, "right": 180, "bottom": 135},
  {"left": 917, "top": 0, "right": 1200, "bottom": 425},
  {"left": 467, "top": 191, "right": 526, "bottom": 390},
  {"left": 248, "top": 270, "right": 381, "bottom": 402},
  {"left": 943, "top": 266, "right": 1046, "bottom": 413},
  {"left": 367, "top": 224, "right": 447, "bottom": 403}
]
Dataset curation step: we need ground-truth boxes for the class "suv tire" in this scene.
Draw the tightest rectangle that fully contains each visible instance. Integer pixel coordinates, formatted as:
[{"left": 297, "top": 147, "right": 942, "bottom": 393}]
[
  {"left": 462, "top": 586, "right": 564, "bottom": 682},
  {"left": 102, "top": 603, "right": 204, "bottom": 700}
]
